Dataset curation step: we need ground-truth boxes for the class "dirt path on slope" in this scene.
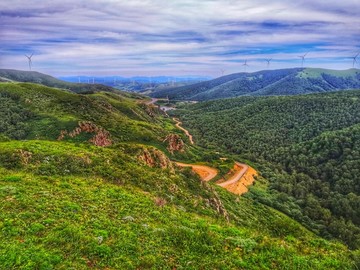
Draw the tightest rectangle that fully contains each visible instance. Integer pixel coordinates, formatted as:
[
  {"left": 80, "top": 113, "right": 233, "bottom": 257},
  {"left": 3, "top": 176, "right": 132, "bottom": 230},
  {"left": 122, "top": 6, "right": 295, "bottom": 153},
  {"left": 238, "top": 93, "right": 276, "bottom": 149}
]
[
  {"left": 168, "top": 110, "right": 256, "bottom": 194},
  {"left": 173, "top": 118, "right": 194, "bottom": 145},
  {"left": 144, "top": 98, "right": 158, "bottom": 105},
  {"left": 217, "top": 162, "right": 248, "bottom": 187},
  {"left": 217, "top": 163, "right": 257, "bottom": 195},
  {"left": 175, "top": 162, "right": 218, "bottom": 181},
  {"left": 176, "top": 161, "right": 257, "bottom": 195}
]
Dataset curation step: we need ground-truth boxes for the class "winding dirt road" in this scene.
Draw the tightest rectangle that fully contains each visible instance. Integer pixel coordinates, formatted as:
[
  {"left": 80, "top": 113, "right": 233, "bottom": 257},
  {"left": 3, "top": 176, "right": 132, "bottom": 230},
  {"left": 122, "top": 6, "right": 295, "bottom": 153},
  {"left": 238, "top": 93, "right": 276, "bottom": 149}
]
[
  {"left": 176, "top": 161, "right": 257, "bottom": 195},
  {"left": 144, "top": 100, "right": 257, "bottom": 195},
  {"left": 172, "top": 118, "right": 256, "bottom": 195},
  {"left": 175, "top": 162, "right": 218, "bottom": 181},
  {"left": 217, "top": 162, "right": 249, "bottom": 187},
  {"left": 173, "top": 118, "right": 194, "bottom": 145}
]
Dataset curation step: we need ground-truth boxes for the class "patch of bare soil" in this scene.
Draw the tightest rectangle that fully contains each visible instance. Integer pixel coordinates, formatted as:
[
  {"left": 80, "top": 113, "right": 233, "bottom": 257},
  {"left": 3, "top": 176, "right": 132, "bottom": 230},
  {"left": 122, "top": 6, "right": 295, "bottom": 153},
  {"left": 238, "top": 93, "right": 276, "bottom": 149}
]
[{"left": 175, "top": 162, "right": 218, "bottom": 181}]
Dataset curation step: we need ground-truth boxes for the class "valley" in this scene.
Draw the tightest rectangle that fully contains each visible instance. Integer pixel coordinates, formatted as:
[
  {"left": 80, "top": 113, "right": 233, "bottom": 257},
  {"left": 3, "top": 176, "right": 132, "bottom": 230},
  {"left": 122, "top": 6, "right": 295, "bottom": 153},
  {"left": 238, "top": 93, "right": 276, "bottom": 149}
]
[
  {"left": 0, "top": 73, "right": 359, "bottom": 269},
  {"left": 3, "top": 0, "right": 360, "bottom": 268},
  {"left": 172, "top": 90, "right": 360, "bottom": 250}
]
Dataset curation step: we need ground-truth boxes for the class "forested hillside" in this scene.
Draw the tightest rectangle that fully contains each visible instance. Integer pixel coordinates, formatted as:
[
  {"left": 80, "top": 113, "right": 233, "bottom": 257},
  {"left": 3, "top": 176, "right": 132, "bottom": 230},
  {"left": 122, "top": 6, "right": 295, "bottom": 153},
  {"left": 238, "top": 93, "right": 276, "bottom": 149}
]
[
  {"left": 173, "top": 90, "right": 360, "bottom": 249},
  {"left": 2, "top": 82, "right": 357, "bottom": 268},
  {"left": 152, "top": 68, "right": 360, "bottom": 100}
]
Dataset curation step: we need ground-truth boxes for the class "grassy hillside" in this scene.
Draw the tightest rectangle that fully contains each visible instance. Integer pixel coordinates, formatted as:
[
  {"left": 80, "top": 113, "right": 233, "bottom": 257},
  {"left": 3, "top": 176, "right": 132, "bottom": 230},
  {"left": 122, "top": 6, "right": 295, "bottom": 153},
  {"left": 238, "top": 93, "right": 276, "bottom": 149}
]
[
  {"left": 173, "top": 90, "right": 360, "bottom": 249},
  {"left": 152, "top": 68, "right": 360, "bottom": 100},
  {"left": 0, "top": 69, "right": 122, "bottom": 94},
  {"left": 0, "top": 82, "right": 164, "bottom": 143},
  {"left": 0, "top": 82, "right": 358, "bottom": 268},
  {"left": 0, "top": 140, "right": 357, "bottom": 269}
]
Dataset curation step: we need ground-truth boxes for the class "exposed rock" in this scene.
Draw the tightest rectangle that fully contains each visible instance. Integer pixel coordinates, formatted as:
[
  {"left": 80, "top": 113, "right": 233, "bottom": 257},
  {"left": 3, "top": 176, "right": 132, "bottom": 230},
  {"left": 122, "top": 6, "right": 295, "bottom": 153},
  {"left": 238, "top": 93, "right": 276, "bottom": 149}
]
[
  {"left": 144, "top": 105, "right": 157, "bottom": 118},
  {"left": 88, "top": 130, "right": 112, "bottom": 147},
  {"left": 138, "top": 147, "right": 174, "bottom": 171},
  {"left": 202, "top": 182, "right": 229, "bottom": 222},
  {"left": 16, "top": 149, "right": 32, "bottom": 165},
  {"left": 163, "top": 134, "right": 185, "bottom": 153},
  {"left": 58, "top": 121, "right": 112, "bottom": 147},
  {"left": 154, "top": 197, "right": 167, "bottom": 207}
]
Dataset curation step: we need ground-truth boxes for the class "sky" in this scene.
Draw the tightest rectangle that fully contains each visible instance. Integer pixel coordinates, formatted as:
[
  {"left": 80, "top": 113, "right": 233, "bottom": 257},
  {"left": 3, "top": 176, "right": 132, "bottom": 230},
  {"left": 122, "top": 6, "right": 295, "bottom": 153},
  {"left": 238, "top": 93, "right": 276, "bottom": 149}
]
[{"left": 0, "top": 0, "right": 359, "bottom": 77}]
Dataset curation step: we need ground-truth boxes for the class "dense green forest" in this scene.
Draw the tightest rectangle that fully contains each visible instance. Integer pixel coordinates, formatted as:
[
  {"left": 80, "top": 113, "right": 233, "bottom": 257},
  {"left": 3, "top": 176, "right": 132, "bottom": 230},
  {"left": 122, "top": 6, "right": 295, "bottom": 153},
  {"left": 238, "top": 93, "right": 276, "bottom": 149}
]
[
  {"left": 152, "top": 68, "right": 360, "bottom": 100},
  {"left": 2, "top": 82, "right": 358, "bottom": 268},
  {"left": 173, "top": 90, "right": 360, "bottom": 249}
]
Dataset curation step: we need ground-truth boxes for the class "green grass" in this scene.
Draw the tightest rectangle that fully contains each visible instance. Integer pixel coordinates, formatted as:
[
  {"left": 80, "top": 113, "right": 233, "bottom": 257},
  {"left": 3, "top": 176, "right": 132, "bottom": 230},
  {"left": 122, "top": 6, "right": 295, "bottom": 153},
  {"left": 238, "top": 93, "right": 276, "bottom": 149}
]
[
  {"left": 0, "top": 140, "right": 356, "bottom": 269},
  {"left": 0, "top": 171, "right": 355, "bottom": 269},
  {"left": 0, "top": 83, "right": 167, "bottom": 143},
  {"left": 0, "top": 82, "right": 358, "bottom": 268}
]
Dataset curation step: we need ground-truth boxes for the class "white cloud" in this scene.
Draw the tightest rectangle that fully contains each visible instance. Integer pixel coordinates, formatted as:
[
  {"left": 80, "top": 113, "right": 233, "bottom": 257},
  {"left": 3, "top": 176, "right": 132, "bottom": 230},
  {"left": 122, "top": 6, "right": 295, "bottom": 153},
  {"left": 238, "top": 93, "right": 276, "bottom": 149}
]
[{"left": 0, "top": 0, "right": 359, "bottom": 75}]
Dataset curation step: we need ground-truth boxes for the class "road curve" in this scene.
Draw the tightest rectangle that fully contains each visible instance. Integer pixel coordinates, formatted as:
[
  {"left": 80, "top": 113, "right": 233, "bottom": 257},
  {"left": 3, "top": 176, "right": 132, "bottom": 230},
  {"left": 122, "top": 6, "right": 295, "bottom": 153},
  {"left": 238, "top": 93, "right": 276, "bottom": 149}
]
[
  {"left": 217, "top": 162, "right": 249, "bottom": 187},
  {"left": 175, "top": 162, "right": 218, "bottom": 181},
  {"left": 173, "top": 118, "right": 194, "bottom": 145}
]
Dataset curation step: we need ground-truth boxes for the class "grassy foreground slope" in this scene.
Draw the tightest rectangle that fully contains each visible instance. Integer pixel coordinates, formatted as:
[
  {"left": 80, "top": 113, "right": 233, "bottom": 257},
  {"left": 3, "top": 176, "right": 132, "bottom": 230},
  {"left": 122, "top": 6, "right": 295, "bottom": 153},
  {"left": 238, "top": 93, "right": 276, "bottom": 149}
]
[
  {"left": 173, "top": 90, "right": 360, "bottom": 249},
  {"left": 0, "top": 82, "right": 357, "bottom": 268},
  {"left": 0, "top": 141, "right": 356, "bottom": 269}
]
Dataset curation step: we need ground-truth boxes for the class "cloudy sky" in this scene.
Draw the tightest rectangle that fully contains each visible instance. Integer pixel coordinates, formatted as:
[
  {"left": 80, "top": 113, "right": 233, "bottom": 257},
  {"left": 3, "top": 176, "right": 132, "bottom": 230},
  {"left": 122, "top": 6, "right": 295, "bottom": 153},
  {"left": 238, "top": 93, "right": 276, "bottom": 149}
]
[{"left": 0, "top": 0, "right": 359, "bottom": 77}]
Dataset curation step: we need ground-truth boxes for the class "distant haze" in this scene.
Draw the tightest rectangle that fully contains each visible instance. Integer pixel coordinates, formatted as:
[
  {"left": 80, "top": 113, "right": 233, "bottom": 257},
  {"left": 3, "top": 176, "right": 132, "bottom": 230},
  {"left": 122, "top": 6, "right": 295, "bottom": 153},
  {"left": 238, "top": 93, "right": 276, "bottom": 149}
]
[{"left": 0, "top": 0, "right": 359, "bottom": 76}]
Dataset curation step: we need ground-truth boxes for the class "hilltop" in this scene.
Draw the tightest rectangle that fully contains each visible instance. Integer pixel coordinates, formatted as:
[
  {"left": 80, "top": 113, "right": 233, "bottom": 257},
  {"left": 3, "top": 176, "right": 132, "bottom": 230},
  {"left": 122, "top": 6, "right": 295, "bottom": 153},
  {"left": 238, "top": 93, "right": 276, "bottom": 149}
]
[
  {"left": 0, "top": 81, "right": 357, "bottom": 268},
  {"left": 0, "top": 69, "right": 119, "bottom": 94},
  {"left": 151, "top": 68, "right": 360, "bottom": 100}
]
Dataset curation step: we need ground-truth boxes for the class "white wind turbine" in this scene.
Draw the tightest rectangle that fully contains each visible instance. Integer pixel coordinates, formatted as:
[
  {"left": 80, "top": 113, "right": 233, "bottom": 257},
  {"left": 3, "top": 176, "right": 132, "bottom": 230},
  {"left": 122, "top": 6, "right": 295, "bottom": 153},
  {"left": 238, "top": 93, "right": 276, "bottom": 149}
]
[
  {"left": 351, "top": 52, "right": 359, "bottom": 68},
  {"left": 298, "top": 52, "right": 308, "bottom": 67},
  {"left": 242, "top": 60, "right": 249, "bottom": 72},
  {"left": 25, "top": 53, "right": 33, "bottom": 70},
  {"left": 265, "top": 58, "right": 272, "bottom": 68}
]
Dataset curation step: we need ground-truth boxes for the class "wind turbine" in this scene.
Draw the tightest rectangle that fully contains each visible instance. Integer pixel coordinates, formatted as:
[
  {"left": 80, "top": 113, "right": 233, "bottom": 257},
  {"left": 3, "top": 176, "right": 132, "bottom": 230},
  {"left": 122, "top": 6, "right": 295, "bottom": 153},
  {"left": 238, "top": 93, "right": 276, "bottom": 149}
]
[
  {"left": 265, "top": 58, "right": 272, "bottom": 68},
  {"left": 25, "top": 53, "right": 33, "bottom": 71},
  {"left": 242, "top": 60, "right": 249, "bottom": 72},
  {"left": 220, "top": 69, "right": 225, "bottom": 76},
  {"left": 298, "top": 52, "right": 308, "bottom": 67},
  {"left": 351, "top": 52, "right": 359, "bottom": 68}
]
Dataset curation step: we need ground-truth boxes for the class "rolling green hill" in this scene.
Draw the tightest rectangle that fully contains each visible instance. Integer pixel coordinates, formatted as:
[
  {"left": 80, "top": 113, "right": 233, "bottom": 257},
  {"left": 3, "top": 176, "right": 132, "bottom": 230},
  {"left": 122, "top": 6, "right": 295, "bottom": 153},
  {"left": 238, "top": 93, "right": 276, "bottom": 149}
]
[
  {"left": 0, "top": 82, "right": 358, "bottom": 269},
  {"left": 172, "top": 90, "right": 360, "bottom": 249},
  {"left": 152, "top": 68, "right": 360, "bottom": 100},
  {"left": 0, "top": 69, "right": 121, "bottom": 94}
]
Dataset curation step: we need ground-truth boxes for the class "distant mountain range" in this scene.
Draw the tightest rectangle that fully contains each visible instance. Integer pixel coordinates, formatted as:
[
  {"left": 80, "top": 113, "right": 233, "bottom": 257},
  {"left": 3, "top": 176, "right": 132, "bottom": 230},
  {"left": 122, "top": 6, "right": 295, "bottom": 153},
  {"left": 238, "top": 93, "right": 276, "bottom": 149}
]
[
  {"left": 151, "top": 68, "right": 360, "bottom": 101},
  {"left": 0, "top": 69, "right": 117, "bottom": 93},
  {"left": 58, "top": 75, "right": 211, "bottom": 84},
  {"left": 59, "top": 75, "right": 211, "bottom": 92}
]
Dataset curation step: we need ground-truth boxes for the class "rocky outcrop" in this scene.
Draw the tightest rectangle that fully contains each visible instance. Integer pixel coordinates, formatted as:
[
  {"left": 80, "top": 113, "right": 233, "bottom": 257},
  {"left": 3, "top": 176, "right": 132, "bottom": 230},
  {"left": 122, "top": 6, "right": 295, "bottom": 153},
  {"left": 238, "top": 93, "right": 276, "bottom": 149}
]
[
  {"left": 163, "top": 134, "right": 185, "bottom": 153},
  {"left": 16, "top": 149, "right": 32, "bottom": 165},
  {"left": 202, "top": 182, "right": 229, "bottom": 222},
  {"left": 138, "top": 147, "right": 173, "bottom": 171},
  {"left": 144, "top": 105, "right": 158, "bottom": 118},
  {"left": 58, "top": 121, "right": 112, "bottom": 147}
]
